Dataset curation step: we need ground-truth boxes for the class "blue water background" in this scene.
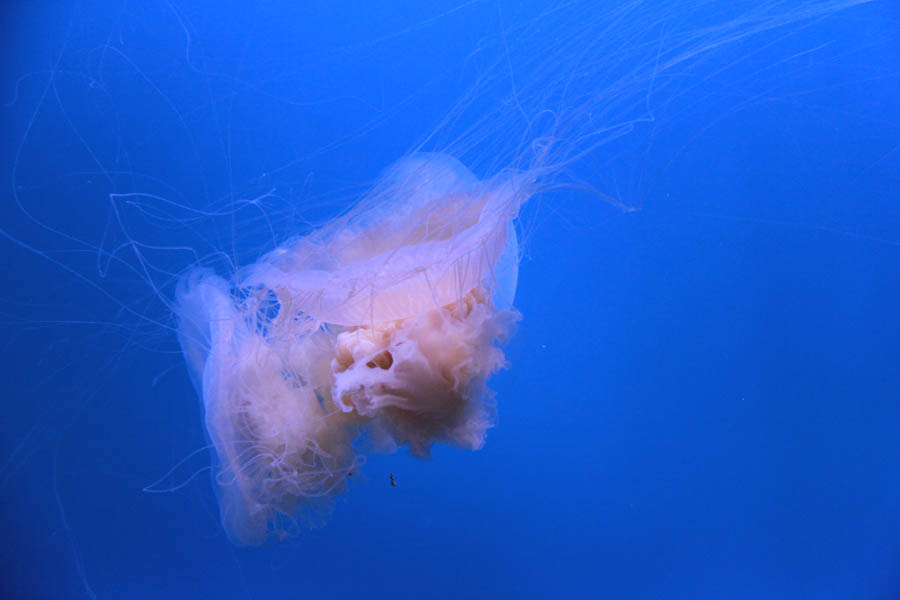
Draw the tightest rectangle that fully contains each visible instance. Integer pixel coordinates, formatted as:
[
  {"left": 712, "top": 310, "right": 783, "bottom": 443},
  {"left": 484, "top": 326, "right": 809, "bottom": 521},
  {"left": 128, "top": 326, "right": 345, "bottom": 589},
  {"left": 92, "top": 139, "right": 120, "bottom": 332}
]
[{"left": 1, "top": 2, "right": 898, "bottom": 598}]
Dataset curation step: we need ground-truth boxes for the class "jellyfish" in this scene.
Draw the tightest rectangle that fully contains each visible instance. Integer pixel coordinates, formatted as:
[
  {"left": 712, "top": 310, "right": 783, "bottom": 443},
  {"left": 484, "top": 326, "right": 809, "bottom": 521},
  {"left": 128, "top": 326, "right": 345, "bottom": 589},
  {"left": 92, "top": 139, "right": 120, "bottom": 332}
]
[
  {"left": 175, "top": 153, "right": 526, "bottom": 544},
  {"left": 1, "top": 0, "right": 880, "bottom": 560},
  {"left": 163, "top": 0, "right": 882, "bottom": 545}
]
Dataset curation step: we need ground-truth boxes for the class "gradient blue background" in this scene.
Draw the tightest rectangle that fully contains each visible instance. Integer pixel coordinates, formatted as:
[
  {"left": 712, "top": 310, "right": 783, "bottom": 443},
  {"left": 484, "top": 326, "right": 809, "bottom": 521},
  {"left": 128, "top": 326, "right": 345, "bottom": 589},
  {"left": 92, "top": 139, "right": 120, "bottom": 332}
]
[{"left": 1, "top": 2, "right": 898, "bottom": 598}]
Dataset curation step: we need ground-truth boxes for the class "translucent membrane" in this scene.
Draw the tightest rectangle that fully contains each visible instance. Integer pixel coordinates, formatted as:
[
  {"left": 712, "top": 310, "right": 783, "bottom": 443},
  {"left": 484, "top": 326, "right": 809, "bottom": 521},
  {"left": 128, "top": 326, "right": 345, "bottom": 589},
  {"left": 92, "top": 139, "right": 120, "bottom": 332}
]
[{"left": 175, "top": 154, "right": 525, "bottom": 544}]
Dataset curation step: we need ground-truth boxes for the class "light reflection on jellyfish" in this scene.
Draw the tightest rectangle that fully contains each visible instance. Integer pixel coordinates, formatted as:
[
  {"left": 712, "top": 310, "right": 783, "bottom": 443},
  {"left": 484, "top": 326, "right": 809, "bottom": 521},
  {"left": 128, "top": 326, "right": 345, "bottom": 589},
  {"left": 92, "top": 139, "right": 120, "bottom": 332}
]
[{"left": 175, "top": 154, "right": 526, "bottom": 543}]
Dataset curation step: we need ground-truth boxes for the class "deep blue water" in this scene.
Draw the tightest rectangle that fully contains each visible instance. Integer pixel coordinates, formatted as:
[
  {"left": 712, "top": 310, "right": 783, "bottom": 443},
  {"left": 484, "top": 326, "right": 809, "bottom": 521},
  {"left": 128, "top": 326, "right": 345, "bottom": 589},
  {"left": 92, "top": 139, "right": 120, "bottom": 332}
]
[{"left": 2, "top": 2, "right": 898, "bottom": 598}]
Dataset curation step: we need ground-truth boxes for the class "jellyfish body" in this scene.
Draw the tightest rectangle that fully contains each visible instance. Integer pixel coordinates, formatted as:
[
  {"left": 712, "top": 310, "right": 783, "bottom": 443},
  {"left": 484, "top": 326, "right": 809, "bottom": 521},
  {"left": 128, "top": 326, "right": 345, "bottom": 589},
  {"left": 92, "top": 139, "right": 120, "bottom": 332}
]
[{"left": 175, "top": 153, "right": 527, "bottom": 544}]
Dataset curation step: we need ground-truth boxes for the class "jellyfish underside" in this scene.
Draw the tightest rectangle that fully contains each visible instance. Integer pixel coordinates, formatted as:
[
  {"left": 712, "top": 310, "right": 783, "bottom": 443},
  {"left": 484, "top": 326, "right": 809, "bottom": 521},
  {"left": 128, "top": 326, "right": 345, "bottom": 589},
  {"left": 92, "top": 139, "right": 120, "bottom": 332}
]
[{"left": 175, "top": 153, "right": 526, "bottom": 544}]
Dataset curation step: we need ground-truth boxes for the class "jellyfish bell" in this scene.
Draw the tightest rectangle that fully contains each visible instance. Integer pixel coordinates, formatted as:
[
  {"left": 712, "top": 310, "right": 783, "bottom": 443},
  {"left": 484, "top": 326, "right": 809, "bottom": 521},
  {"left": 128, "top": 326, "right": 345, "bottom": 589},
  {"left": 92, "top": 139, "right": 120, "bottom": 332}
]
[
  {"left": 175, "top": 152, "right": 527, "bottom": 544},
  {"left": 244, "top": 153, "right": 525, "bottom": 324}
]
